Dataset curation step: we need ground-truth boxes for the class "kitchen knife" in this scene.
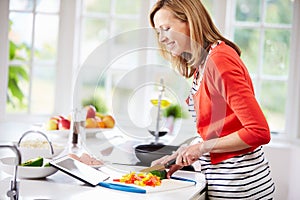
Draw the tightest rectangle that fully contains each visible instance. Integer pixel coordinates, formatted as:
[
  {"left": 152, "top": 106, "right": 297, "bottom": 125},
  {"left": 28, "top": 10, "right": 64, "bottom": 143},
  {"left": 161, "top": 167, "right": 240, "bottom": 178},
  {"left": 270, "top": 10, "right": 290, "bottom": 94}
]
[{"left": 140, "top": 159, "right": 176, "bottom": 173}]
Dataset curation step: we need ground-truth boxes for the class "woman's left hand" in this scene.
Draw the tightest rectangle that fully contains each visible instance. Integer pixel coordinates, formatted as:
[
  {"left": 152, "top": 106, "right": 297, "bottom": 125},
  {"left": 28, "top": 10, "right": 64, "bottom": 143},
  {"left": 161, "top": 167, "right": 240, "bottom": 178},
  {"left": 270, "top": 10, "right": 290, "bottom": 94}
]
[{"left": 176, "top": 142, "right": 203, "bottom": 166}]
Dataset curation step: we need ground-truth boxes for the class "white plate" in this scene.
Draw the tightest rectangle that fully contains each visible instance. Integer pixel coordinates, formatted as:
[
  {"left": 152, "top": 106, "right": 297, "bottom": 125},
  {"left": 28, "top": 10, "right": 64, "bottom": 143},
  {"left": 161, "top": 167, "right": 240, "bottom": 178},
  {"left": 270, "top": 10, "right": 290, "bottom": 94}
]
[
  {"left": 0, "top": 157, "right": 58, "bottom": 179},
  {"left": 45, "top": 128, "right": 112, "bottom": 138}
]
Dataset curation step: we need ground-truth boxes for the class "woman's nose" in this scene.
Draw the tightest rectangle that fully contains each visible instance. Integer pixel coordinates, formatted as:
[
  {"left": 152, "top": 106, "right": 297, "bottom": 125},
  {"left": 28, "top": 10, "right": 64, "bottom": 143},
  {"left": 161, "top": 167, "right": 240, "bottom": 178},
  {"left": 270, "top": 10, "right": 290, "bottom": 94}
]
[{"left": 159, "top": 32, "right": 167, "bottom": 43}]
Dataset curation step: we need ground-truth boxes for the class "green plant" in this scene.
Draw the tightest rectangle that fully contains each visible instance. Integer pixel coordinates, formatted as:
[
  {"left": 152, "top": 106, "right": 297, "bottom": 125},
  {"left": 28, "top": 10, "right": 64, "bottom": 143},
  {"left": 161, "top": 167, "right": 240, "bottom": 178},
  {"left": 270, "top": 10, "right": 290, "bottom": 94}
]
[
  {"left": 162, "top": 104, "right": 186, "bottom": 119},
  {"left": 7, "top": 21, "right": 30, "bottom": 108},
  {"left": 82, "top": 95, "right": 108, "bottom": 114}
]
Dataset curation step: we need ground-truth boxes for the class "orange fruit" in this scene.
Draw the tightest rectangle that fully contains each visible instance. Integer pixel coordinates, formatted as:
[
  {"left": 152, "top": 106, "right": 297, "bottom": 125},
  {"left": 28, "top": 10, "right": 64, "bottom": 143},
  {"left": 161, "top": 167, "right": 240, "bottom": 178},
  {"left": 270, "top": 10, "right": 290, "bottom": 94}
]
[
  {"left": 98, "top": 121, "right": 106, "bottom": 128},
  {"left": 102, "top": 115, "right": 115, "bottom": 128}
]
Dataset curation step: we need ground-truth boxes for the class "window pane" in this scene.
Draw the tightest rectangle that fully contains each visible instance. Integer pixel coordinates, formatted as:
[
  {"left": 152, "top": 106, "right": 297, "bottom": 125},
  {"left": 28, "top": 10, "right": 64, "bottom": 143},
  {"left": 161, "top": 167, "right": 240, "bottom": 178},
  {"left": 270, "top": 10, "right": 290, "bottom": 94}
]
[
  {"left": 9, "top": 12, "right": 33, "bottom": 62},
  {"left": 81, "top": 18, "right": 109, "bottom": 62},
  {"left": 260, "top": 80, "right": 287, "bottom": 131},
  {"left": 36, "top": 0, "right": 60, "bottom": 13},
  {"left": 34, "top": 14, "right": 59, "bottom": 61},
  {"left": 235, "top": 0, "right": 260, "bottom": 22},
  {"left": 263, "top": 29, "right": 291, "bottom": 76},
  {"left": 6, "top": 64, "right": 30, "bottom": 113},
  {"left": 234, "top": 28, "right": 260, "bottom": 74},
  {"left": 111, "top": 20, "right": 140, "bottom": 54},
  {"left": 114, "top": 0, "right": 141, "bottom": 15},
  {"left": 31, "top": 65, "right": 55, "bottom": 114},
  {"left": 112, "top": 19, "right": 139, "bottom": 36},
  {"left": 265, "top": 0, "right": 293, "bottom": 24},
  {"left": 83, "top": 0, "right": 111, "bottom": 13},
  {"left": 9, "top": 0, "right": 34, "bottom": 11}
]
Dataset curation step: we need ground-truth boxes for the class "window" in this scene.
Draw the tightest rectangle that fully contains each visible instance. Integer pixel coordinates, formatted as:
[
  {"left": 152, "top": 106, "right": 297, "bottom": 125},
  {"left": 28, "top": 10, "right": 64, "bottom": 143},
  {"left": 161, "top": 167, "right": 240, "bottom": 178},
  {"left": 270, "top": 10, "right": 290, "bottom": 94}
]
[
  {"left": 7, "top": 0, "right": 60, "bottom": 115},
  {"left": 228, "top": 0, "right": 294, "bottom": 134},
  {"left": 77, "top": 0, "right": 154, "bottom": 116}
]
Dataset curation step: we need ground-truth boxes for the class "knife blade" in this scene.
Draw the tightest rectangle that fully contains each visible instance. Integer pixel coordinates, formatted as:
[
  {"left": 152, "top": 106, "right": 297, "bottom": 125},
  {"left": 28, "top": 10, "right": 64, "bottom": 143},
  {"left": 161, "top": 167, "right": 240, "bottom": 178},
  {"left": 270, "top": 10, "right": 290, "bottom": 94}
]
[{"left": 140, "top": 159, "right": 176, "bottom": 173}]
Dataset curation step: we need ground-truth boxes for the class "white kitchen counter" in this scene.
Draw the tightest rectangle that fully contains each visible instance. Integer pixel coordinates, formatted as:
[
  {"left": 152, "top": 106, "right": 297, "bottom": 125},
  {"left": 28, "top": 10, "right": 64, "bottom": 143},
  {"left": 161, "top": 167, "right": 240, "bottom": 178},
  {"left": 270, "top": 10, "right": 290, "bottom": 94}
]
[
  {"left": 0, "top": 168, "right": 206, "bottom": 200},
  {"left": 0, "top": 123, "right": 206, "bottom": 200}
]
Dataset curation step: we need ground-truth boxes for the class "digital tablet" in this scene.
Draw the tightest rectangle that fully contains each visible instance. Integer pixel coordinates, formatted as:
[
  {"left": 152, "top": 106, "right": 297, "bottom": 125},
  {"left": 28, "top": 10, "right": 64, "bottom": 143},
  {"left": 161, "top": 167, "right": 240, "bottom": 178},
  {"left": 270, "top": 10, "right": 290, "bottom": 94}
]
[{"left": 50, "top": 155, "right": 110, "bottom": 186}]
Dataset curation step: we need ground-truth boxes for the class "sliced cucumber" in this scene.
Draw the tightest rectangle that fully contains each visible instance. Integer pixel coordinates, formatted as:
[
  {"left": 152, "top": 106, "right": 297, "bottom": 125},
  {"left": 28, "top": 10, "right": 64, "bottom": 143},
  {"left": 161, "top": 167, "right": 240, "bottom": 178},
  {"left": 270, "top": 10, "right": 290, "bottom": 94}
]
[
  {"left": 20, "top": 157, "right": 43, "bottom": 167},
  {"left": 150, "top": 170, "right": 167, "bottom": 180}
]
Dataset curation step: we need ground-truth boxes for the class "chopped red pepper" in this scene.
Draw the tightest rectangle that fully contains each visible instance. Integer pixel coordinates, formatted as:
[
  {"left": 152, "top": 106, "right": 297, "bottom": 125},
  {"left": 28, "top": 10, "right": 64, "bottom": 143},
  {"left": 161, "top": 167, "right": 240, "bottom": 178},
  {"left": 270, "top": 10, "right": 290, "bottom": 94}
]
[{"left": 113, "top": 172, "right": 162, "bottom": 187}]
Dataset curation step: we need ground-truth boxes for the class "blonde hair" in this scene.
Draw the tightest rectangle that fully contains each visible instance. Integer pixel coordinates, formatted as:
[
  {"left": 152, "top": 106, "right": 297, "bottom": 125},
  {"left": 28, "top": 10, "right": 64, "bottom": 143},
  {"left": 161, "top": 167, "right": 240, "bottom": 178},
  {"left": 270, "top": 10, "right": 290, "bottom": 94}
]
[{"left": 149, "top": 0, "right": 241, "bottom": 78}]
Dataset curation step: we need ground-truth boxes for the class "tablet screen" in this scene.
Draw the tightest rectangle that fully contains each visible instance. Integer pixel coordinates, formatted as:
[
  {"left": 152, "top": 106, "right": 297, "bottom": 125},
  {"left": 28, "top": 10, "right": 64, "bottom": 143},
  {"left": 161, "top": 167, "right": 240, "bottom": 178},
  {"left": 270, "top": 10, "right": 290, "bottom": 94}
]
[{"left": 50, "top": 156, "right": 110, "bottom": 186}]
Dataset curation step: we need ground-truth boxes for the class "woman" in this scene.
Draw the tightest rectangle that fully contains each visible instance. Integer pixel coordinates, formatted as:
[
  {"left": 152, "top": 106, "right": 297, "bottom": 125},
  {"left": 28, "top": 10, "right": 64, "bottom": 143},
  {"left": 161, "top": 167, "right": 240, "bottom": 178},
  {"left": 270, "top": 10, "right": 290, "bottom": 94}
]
[{"left": 149, "top": 0, "right": 275, "bottom": 199}]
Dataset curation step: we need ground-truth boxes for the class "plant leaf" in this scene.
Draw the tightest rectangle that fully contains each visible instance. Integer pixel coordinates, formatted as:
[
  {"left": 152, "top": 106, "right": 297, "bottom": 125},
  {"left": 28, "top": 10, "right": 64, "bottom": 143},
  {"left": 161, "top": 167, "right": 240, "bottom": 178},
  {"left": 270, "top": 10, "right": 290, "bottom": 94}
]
[{"left": 8, "top": 78, "right": 24, "bottom": 102}]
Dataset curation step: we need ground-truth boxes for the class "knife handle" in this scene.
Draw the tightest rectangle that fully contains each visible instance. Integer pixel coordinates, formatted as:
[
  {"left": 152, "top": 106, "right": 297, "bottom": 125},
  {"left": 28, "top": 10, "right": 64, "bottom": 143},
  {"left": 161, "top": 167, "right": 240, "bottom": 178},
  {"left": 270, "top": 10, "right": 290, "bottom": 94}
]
[{"left": 164, "top": 158, "right": 176, "bottom": 168}]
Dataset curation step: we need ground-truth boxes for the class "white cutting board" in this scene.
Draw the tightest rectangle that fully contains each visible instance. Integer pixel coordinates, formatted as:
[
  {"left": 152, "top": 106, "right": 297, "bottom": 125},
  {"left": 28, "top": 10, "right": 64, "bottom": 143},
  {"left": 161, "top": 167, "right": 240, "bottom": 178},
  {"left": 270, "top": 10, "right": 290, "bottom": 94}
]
[
  {"left": 138, "top": 178, "right": 195, "bottom": 193},
  {"left": 99, "top": 166, "right": 196, "bottom": 193}
]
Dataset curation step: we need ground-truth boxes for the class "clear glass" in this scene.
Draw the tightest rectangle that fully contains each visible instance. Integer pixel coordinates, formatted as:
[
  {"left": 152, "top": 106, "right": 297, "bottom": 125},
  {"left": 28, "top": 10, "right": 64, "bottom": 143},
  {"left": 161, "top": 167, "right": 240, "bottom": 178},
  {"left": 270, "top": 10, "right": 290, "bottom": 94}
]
[
  {"left": 9, "top": 0, "right": 34, "bottom": 11},
  {"left": 83, "top": 0, "right": 111, "bottom": 13},
  {"left": 234, "top": 28, "right": 260, "bottom": 74},
  {"left": 36, "top": 0, "right": 60, "bottom": 13},
  {"left": 114, "top": 0, "right": 141, "bottom": 15},
  {"left": 34, "top": 14, "right": 59, "bottom": 61},
  {"left": 68, "top": 108, "right": 87, "bottom": 155},
  {"left": 30, "top": 65, "right": 55, "bottom": 114},
  {"left": 265, "top": 0, "right": 293, "bottom": 24},
  {"left": 235, "top": 0, "right": 261, "bottom": 22},
  {"left": 263, "top": 29, "right": 291, "bottom": 76},
  {"left": 260, "top": 80, "right": 287, "bottom": 132}
]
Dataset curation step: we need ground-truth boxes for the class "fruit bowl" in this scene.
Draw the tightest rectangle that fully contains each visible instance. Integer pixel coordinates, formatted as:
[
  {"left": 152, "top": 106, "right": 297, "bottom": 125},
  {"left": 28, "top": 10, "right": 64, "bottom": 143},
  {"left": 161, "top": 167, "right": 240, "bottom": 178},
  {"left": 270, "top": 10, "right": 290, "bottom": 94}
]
[
  {"left": 44, "top": 128, "right": 112, "bottom": 138},
  {"left": 0, "top": 157, "right": 58, "bottom": 179}
]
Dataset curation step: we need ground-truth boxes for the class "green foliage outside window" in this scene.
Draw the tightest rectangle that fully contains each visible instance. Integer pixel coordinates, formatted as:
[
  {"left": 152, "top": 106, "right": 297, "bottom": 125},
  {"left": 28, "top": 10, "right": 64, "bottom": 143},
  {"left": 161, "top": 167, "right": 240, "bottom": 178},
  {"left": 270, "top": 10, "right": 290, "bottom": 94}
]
[{"left": 7, "top": 21, "right": 30, "bottom": 110}]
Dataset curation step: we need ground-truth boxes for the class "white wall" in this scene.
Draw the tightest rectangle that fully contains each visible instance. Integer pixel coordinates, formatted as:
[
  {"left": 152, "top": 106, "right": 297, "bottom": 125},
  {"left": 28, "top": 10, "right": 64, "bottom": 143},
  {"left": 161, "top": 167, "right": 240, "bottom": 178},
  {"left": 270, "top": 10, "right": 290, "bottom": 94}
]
[{"left": 264, "top": 141, "right": 300, "bottom": 200}]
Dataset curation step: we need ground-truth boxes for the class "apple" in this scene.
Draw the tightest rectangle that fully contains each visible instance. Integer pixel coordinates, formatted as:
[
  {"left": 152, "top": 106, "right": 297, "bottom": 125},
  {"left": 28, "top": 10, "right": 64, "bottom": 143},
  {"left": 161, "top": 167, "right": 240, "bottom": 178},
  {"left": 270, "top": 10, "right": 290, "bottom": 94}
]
[
  {"left": 85, "top": 118, "right": 98, "bottom": 128},
  {"left": 50, "top": 116, "right": 61, "bottom": 123},
  {"left": 45, "top": 119, "right": 58, "bottom": 130},
  {"left": 85, "top": 105, "right": 96, "bottom": 119},
  {"left": 102, "top": 115, "right": 115, "bottom": 128},
  {"left": 58, "top": 118, "right": 71, "bottom": 130}
]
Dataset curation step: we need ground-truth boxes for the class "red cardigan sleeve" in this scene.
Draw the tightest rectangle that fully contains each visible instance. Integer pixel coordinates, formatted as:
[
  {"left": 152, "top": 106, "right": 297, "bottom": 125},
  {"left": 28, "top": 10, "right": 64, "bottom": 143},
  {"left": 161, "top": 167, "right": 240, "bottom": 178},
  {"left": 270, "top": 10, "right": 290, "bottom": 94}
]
[{"left": 206, "top": 46, "right": 270, "bottom": 147}]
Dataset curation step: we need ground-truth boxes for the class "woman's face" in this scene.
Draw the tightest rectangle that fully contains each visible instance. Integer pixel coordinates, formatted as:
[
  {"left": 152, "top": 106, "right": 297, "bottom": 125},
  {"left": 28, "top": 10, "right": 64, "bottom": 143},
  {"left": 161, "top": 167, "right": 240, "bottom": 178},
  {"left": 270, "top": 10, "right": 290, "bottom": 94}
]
[{"left": 153, "top": 8, "right": 191, "bottom": 56}]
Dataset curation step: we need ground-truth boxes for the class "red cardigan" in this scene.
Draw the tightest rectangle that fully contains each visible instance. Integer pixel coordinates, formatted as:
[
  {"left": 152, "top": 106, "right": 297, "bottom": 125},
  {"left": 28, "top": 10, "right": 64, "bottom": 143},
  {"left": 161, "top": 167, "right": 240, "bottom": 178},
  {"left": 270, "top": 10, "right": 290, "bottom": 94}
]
[{"left": 191, "top": 42, "right": 270, "bottom": 164}]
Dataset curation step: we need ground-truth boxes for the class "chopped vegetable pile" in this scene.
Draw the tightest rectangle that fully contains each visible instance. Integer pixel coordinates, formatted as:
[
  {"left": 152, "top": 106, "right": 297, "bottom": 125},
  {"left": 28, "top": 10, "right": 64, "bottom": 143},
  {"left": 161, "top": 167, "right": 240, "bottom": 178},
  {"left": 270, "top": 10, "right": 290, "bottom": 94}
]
[{"left": 113, "top": 172, "right": 162, "bottom": 187}]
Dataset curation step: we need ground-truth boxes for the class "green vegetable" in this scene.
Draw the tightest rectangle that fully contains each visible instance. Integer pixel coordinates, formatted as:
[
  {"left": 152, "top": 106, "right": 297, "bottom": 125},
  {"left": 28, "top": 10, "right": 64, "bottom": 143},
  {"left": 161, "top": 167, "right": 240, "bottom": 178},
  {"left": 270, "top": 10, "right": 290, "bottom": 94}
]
[
  {"left": 20, "top": 157, "right": 43, "bottom": 167},
  {"left": 43, "top": 162, "right": 51, "bottom": 167},
  {"left": 150, "top": 170, "right": 167, "bottom": 180}
]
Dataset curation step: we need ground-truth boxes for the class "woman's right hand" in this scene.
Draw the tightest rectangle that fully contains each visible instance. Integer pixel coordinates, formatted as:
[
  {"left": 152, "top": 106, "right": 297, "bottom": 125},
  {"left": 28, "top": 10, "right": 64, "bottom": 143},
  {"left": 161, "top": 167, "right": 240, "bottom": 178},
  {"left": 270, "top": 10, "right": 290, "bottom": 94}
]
[
  {"left": 151, "top": 144, "right": 188, "bottom": 166},
  {"left": 150, "top": 153, "right": 183, "bottom": 178},
  {"left": 150, "top": 145, "right": 188, "bottom": 178}
]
